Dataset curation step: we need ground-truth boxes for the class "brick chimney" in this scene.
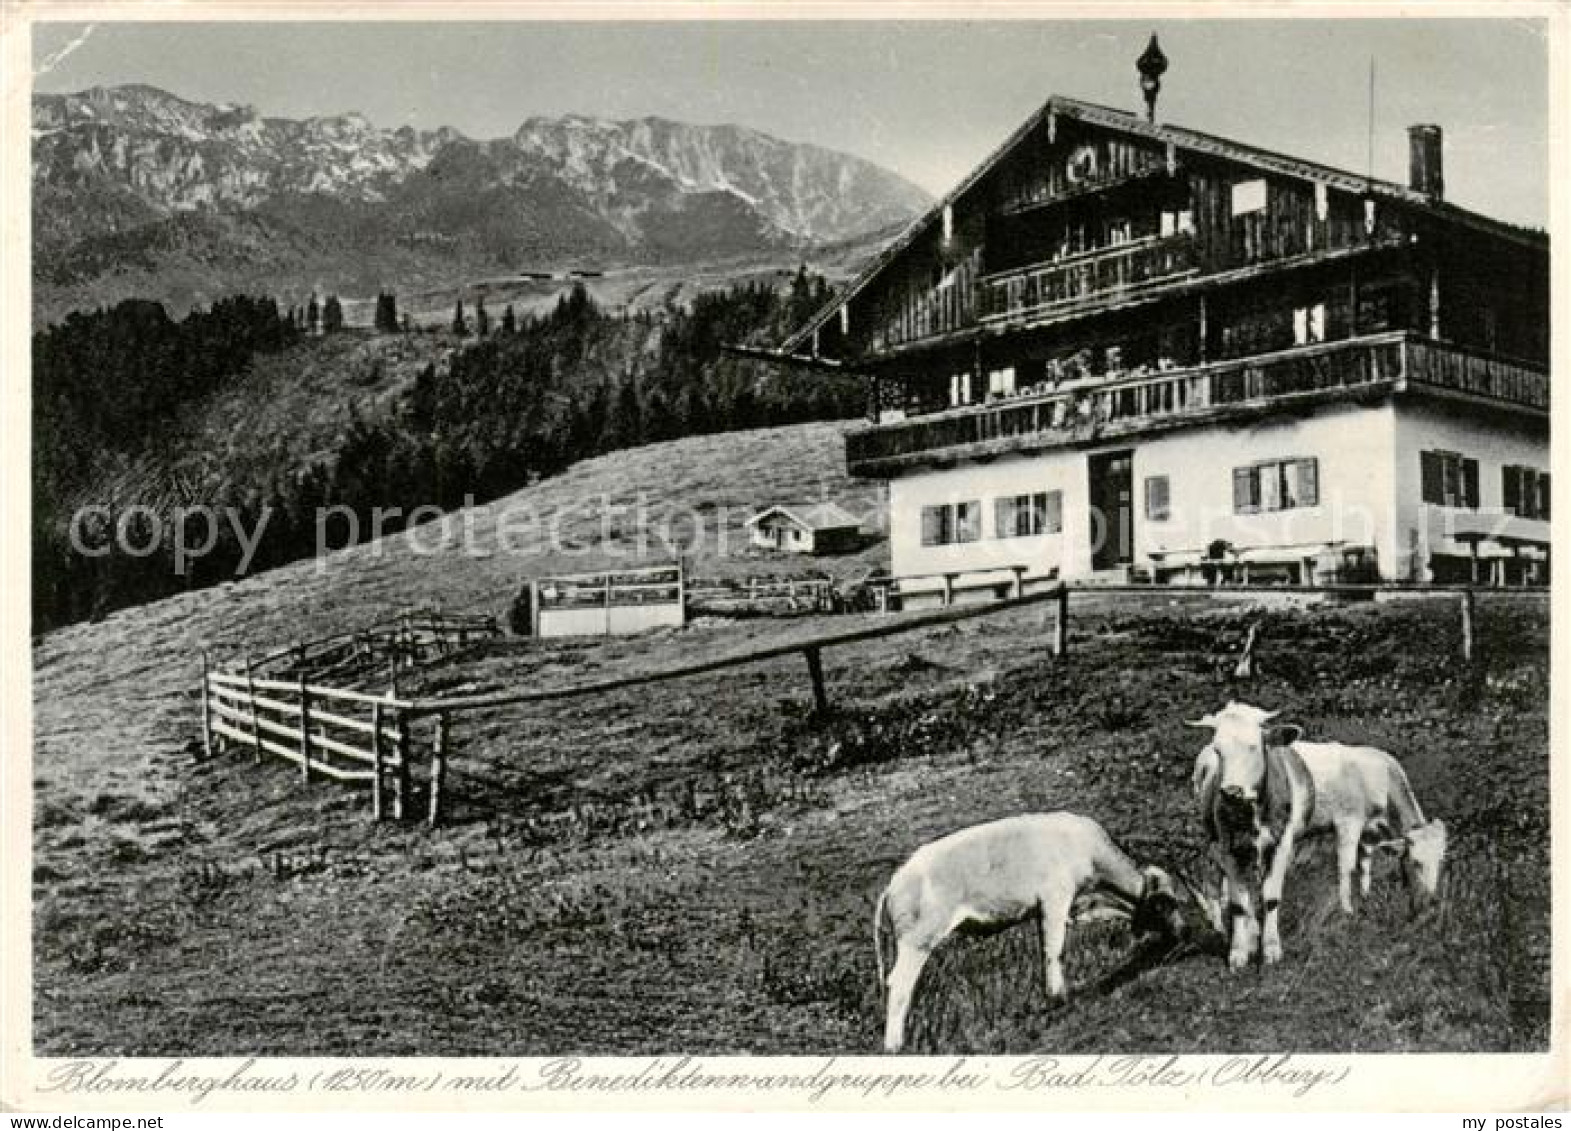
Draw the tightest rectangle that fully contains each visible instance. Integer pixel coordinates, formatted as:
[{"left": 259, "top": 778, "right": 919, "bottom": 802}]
[{"left": 1408, "top": 124, "right": 1444, "bottom": 200}]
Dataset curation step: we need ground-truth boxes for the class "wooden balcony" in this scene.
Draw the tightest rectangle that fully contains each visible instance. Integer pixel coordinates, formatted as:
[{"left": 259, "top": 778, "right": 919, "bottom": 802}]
[
  {"left": 846, "top": 333, "right": 1547, "bottom": 477},
  {"left": 978, "top": 233, "right": 1199, "bottom": 323},
  {"left": 997, "top": 162, "right": 1172, "bottom": 216}
]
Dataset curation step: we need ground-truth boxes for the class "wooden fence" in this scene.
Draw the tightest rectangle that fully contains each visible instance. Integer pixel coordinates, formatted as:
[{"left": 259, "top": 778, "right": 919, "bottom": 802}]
[
  {"left": 203, "top": 583, "right": 1542, "bottom": 827},
  {"left": 685, "top": 574, "right": 838, "bottom": 615},
  {"left": 201, "top": 608, "right": 497, "bottom": 821},
  {"left": 235, "top": 609, "right": 501, "bottom": 687},
  {"left": 531, "top": 562, "right": 686, "bottom": 638},
  {"left": 202, "top": 664, "right": 430, "bottom": 821}
]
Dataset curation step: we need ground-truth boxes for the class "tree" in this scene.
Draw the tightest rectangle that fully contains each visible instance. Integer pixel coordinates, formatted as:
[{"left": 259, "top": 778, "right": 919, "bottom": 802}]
[
  {"left": 30, "top": 274, "right": 866, "bottom": 634},
  {"left": 323, "top": 295, "right": 344, "bottom": 334},
  {"left": 374, "top": 291, "right": 399, "bottom": 333},
  {"left": 788, "top": 264, "right": 817, "bottom": 326},
  {"left": 476, "top": 297, "right": 491, "bottom": 338},
  {"left": 598, "top": 371, "right": 643, "bottom": 452},
  {"left": 452, "top": 299, "right": 469, "bottom": 337},
  {"left": 643, "top": 387, "right": 677, "bottom": 442},
  {"left": 306, "top": 293, "right": 320, "bottom": 336},
  {"left": 31, "top": 294, "right": 299, "bottom": 630}
]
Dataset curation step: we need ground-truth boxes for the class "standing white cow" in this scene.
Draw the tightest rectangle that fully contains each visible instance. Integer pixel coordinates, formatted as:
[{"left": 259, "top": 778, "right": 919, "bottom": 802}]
[
  {"left": 872, "top": 811, "right": 1189, "bottom": 1053},
  {"left": 1189, "top": 701, "right": 1448, "bottom": 969}
]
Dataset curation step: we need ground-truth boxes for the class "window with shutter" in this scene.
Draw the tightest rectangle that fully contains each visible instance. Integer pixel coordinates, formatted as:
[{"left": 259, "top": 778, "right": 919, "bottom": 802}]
[
  {"left": 1441, "top": 457, "right": 1461, "bottom": 505},
  {"left": 1422, "top": 451, "right": 1480, "bottom": 508},
  {"left": 921, "top": 505, "right": 948, "bottom": 547},
  {"left": 1297, "top": 459, "right": 1319, "bottom": 507},
  {"left": 1234, "top": 458, "right": 1319, "bottom": 513},
  {"left": 1043, "top": 490, "right": 1063, "bottom": 534},
  {"left": 1260, "top": 465, "right": 1282, "bottom": 512},
  {"left": 1234, "top": 467, "right": 1257, "bottom": 513},
  {"left": 994, "top": 497, "right": 1014, "bottom": 539},
  {"left": 1277, "top": 462, "right": 1298, "bottom": 509},
  {"left": 1503, "top": 466, "right": 1522, "bottom": 515},
  {"left": 1309, "top": 303, "right": 1327, "bottom": 342},
  {"left": 956, "top": 501, "right": 981, "bottom": 543},
  {"left": 1420, "top": 451, "right": 1443, "bottom": 505},
  {"left": 996, "top": 492, "right": 1057, "bottom": 537},
  {"left": 1145, "top": 476, "right": 1170, "bottom": 521}
]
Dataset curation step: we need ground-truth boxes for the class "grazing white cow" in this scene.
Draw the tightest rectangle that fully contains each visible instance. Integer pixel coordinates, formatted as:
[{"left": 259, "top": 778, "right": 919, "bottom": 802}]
[
  {"left": 1189, "top": 701, "right": 1448, "bottom": 969},
  {"left": 872, "top": 811, "right": 1188, "bottom": 1053}
]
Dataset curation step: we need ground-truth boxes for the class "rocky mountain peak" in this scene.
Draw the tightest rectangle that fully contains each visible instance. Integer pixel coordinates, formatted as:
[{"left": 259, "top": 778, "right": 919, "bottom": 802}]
[{"left": 32, "top": 83, "right": 930, "bottom": 320}]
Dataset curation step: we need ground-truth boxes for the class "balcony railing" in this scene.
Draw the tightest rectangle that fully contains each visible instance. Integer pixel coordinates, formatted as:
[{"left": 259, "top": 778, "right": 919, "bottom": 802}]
[
  {"left": 846, "top": 333, "right": 1547, "bottom": 476},
  {"left": 977, "top": 233, "right": 1199, "bottom": 323},
  {"left": 1404, "top": 337, "right": 1549, "bottom": 411},
  {"left": 997, "top": 161, "right": 1171, "bottom": 216}
]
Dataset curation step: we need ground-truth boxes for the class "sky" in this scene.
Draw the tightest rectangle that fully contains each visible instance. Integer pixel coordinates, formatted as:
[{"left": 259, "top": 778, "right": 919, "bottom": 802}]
[{"left": 31, "top": 17, "right": 1551, "bottom": 228}]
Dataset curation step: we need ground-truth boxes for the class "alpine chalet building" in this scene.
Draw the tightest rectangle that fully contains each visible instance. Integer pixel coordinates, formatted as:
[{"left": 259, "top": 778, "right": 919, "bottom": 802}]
[{"left": 782, "top": 75, "right": 1549, "bottom": 605}]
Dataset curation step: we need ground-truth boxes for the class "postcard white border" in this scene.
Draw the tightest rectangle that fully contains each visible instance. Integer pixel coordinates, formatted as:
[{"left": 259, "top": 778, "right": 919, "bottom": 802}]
[{"left": 2, "top": 0, "right": 1566, "bottom": 1113}]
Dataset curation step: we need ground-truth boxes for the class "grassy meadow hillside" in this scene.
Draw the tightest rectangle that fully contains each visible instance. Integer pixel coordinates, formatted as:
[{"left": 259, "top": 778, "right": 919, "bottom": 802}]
[{"left": 33, "top": 273, "right": 859, "bottom": 630}]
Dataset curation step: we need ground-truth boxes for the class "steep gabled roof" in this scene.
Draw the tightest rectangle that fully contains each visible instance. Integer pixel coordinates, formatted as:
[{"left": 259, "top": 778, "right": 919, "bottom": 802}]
[
  {"left": 746, "top": 502, "right": 863, "bottom": 532},
  {"left": 782, "top": 94, "right": 1546, "bottom": 355}
]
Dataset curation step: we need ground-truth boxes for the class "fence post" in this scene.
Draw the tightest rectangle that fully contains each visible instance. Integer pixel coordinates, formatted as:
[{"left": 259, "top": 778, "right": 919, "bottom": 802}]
[
  {"left": 1010, "top": 566, "right": 1026, "bottom": 600},
  {"left": 428, "top": 712, "right": 450, "bottom": 827},
  {"left": 394, "top": 706, "right": 411, "bottom": 821},
  {"left": 942, "top": 573, "right": 955, "bottom": 608},
  {"left": 1460, "top": 588, "right": 1477, "bottom": 664},
  {"left": 1052, "top": 585, "right": 1070, "bottom": 657},
  {"left": 371, "top": 702, "right": 386, "bottom": 821},
  {"left": 803, "top": 646, "right": 830, "bottom": 714},
  {"left": 199, "top": 651, "right": 214, "bottom": 759},
  {"left": 297, "top": 677, "right": 312, "bottom": 784},
  {"left": 246, "top": 657, "right": 262, "bottom": 764}
]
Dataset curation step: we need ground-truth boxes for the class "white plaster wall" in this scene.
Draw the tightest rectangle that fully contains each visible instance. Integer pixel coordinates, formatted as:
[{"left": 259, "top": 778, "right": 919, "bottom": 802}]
[
  {"left": 887, "top": 401, "right": 1408, "bottom": 583},
  {"left": 888, "top": 451, "right": 1087, "bottom": 591},
  {"left": 1135, "top": 402, "right": 1399, "bottom": 575},
  {"left": 1389, "top": 398, "right": 1549, "bottom": 575}
]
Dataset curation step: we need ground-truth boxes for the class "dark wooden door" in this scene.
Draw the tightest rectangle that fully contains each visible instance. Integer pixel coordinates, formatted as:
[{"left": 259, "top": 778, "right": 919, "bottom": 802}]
[{"left": 1088, "top": 449, "right": 1134, "bottom": 571}]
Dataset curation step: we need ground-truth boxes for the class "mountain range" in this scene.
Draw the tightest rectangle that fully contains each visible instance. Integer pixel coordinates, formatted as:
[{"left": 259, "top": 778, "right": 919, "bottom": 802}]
[{"left": 32, "top": 84, "right": 930, "bottom": 320}]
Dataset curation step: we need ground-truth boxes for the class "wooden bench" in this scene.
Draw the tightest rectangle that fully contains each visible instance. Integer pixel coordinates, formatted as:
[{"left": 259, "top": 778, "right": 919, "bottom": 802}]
[{"left": 1146, "top": 541, "right": 1369, "bottom": 586}]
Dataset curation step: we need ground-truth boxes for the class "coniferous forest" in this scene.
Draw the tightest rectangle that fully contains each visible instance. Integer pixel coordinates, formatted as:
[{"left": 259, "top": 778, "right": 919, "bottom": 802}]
[{"left": 32, "top": 273, "right": 859, "bottom": 631}]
